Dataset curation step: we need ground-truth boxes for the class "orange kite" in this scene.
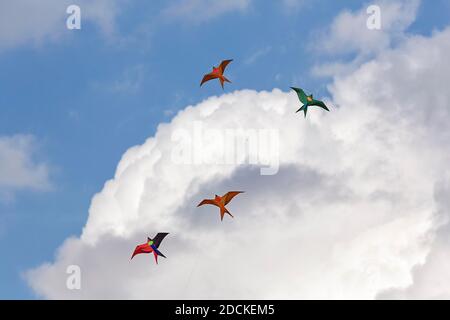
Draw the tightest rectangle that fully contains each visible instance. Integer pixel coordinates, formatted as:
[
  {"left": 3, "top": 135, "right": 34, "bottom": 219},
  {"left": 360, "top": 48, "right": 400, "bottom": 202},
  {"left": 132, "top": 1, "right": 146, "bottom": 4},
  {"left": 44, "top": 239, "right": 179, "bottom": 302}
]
[
  {"left": 197, "top": 191, "right": 244, "bottom": 221},
  {"left": 200, "top": 59, "right": 233, "bottom": 89}
]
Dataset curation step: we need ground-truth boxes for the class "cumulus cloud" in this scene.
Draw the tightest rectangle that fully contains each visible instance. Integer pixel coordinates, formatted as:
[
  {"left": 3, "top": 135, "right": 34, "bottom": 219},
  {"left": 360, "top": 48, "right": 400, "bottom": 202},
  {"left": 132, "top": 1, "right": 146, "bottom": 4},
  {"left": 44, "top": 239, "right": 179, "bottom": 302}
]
[
  {"left": 0, "top": 135, "right": 51, "bottom": 201},
  {"left": 0, "top": 0, "right": 122, "bottom": 52},
  {"left": 25, "top": 23, "right": 450, "bottom": 299},
  {"left": 377, "top": 176, "right": 450, "bottom": 299}
]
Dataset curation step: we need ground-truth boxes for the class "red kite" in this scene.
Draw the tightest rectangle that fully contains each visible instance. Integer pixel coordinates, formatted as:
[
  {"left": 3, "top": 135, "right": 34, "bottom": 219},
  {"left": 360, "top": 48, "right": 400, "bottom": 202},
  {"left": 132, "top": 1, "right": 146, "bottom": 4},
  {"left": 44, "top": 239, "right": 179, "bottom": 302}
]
[{"left": 131, "top": 233, "right": 169, "bottom": 264}]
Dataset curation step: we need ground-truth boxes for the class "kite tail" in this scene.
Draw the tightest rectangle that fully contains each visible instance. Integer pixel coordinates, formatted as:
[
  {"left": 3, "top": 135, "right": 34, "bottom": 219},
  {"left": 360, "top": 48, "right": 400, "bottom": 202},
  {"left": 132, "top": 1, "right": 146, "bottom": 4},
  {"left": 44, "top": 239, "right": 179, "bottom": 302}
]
[
  {"left": 154, "top": 248, "right": 166, "bottom": 258},
  {"left": 296, "top": 105, "right": 308, "bottom": 117},
  {"left": 221, "top": 207, "right": 234, "bottom": 221},
  {"left": 219, "top": 76, "right": 231, "bottom": 89}
]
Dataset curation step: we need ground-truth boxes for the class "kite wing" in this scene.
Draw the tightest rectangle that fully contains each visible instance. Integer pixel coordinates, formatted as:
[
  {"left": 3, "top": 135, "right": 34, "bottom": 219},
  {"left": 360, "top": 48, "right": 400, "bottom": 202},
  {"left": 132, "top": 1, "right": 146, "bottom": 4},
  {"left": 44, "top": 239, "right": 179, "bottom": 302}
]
[
  {"left": 222, "top": 191, "right": 244, "bottom": 205},
  {"left": 152, "top": 246, "right": 166, "bottom": 258},
  {"left": 290, "top": 87, "right": 308, "bottom": 104},
  {"left": 311, "top": 99, "right": 330, "bottom": 111},
  {"left": 219, "top": 59, "right": 233, "bottom": 73},
  {"left": 200, "top": 73, "right": 218, "bottom": 86},
  {"left": 152, "top": 232, "right": 169, "bottom": 249},
  {"left": 197, "top": 199, "right": 217, "bottom": 207}
]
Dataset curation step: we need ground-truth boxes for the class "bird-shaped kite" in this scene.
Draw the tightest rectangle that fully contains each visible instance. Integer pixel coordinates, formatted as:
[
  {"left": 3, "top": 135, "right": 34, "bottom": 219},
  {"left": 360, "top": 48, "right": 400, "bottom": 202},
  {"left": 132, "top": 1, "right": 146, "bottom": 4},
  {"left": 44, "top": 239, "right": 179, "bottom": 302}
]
[
  {"left": 290, "top": 87, "right": 330, "bottom": 117},
  {"left": 197, "top": 191, "right": 244, "bottom": 221},
  {"left": 131, "top": 233, "right": 169, "bottom": 264},
  {"left": 200, "top": 59, "right": 233, "bottom": 89}
]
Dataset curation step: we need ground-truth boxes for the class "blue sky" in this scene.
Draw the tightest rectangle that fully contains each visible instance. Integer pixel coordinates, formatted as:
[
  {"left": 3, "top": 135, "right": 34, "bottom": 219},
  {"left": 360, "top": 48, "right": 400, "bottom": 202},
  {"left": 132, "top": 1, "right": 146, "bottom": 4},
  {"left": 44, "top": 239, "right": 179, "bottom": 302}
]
[{"left": 0, "top": 0, "right": 449, "bottom": 299}]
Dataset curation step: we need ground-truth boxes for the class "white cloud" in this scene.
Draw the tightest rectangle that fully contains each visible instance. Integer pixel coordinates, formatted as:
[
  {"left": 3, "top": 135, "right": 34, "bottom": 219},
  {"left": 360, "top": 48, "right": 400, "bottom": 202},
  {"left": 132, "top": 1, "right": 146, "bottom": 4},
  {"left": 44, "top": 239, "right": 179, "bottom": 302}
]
[
  {"left": 91, "top": 64, "right": 146, "bottom": 95},
  {"left": 376, "top": 175, "right": 450, "bottom": 299},
  {"left": 161, "top": 0, "right": 306, "bottom": 23},
  {"left": 312, "top": 0, "right": 420, "bottom": 78},
  {"left": 244, "top": 46, "right": 272, "bottom": 65},
  {"left": 320, "top": 0, "right": 420, "bottom": 55},
  {"left": 25, "top": 24, "right": 450, "bottom": 298},
  {"left": 281, "top": 0, "right": 308, "bottom": 11},
  {"left": 0, "top": 135, "right": 51, "bottom": 200},
  {"left": 0, "top": 0, "right": 122, "bottom": 52},
  {"left": 161, "top": 0, "right": 251, "bottom": 23}
]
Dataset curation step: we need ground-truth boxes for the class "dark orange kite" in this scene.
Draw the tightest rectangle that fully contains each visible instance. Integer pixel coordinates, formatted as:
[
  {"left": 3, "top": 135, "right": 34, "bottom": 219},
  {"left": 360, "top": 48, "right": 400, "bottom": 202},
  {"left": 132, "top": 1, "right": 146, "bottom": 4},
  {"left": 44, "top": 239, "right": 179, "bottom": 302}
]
[
  {"left": 200, "top": 59, "right": 233, "bottom": 89},
  {"left": 197, "top": 191, "right": 244, "bottom": 221}
]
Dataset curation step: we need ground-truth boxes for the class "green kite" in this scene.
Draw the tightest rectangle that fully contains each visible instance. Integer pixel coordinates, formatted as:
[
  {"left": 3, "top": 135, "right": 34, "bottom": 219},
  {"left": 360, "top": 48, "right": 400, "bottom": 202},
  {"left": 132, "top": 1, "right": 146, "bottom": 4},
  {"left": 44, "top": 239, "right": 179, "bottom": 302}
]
[{"left": 290, "top": 87, "right": 330, "bottom": 117}]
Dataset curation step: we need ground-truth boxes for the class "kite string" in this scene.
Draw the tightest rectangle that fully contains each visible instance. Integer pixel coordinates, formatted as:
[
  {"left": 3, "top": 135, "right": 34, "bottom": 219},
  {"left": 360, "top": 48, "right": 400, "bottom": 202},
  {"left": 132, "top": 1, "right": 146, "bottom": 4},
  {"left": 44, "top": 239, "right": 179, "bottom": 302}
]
[
  {"left": 182, "top": 224, "right": 207, "bottom": 296},
  {"left": 183, "top": 247, "right": 202, "bottom": 295}
]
